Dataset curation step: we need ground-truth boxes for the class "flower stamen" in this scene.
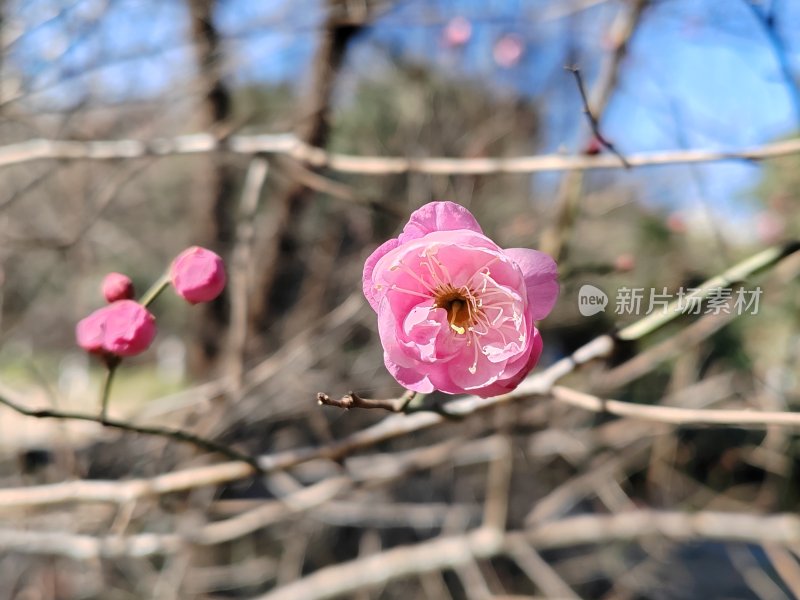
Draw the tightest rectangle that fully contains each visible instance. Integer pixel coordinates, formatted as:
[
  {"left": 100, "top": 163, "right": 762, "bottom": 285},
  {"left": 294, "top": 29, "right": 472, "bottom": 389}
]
[
  {"left": 434, "top": 286, "right": 477, "bottom": 335},
  {"left": 449, "top": 299, "right": 466, "bottom": 334}
]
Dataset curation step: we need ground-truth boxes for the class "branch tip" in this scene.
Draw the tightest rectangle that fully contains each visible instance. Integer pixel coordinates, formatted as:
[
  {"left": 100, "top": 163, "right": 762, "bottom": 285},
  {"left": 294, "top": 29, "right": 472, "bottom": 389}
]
[{"left": 566, "top": 64, "right": 631, "bottom": 169}]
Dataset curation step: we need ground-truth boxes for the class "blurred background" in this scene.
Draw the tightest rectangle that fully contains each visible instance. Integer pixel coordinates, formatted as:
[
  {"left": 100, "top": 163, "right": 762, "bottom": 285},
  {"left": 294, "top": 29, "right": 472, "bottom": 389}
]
[{"left": 2, "top": 0, "right": 800, "bottom": 598}]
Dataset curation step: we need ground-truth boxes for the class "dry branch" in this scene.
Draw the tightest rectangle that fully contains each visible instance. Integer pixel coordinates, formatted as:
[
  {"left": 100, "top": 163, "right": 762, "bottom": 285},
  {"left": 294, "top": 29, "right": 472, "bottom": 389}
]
[
  {"left": 251, "top": 511, "right": 800, "bottom": 600},
  {"left": 0, "top": 388, "right": 262, "bottom": 471},
  {"left": 551, "top": 386, "right": 800, "bottom": 428},
  {"left": 0, "top": 133, "right": 798, "bottom": 174}
]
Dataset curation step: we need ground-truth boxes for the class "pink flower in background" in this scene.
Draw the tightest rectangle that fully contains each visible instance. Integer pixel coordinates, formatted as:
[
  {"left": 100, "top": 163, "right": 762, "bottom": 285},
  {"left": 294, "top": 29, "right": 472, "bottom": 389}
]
[
  {"left": 363, "top": 201, "right": 558, "bottom": 398},
  {"left": 102, "top": 272, "right": 135, "bottom": 303},
  {"left": 493, "top": 34, "right": 524, "bottom": 68},
  {"left": 76, "top": 300, "right": 156, "bottom": 357},
  {"left": 614, "top": 253, "right": 636, "bottom": 272},
  {"left": 666, "top": 212, "right": 687, "bottom": 234},
  {"left": 170, "top": 246, "right": 226, "bottom": 304},
  {"left": 756, "top": 211, "right": 784, "bottom": 244},
  {"left": 442, "top": 16, "right": 472, "bottom": 48}
]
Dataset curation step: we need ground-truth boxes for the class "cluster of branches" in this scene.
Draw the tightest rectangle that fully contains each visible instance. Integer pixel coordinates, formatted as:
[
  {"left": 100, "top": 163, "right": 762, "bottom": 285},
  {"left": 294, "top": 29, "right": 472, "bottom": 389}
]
[{"left": 4, "top": 237, "right": 800, "bottom": 597}]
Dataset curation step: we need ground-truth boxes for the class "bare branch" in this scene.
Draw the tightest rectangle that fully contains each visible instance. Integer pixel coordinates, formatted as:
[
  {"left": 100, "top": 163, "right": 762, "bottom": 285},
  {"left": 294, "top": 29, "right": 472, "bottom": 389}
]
[
  {"left": 525, "top": 510, "right": 800, "bottom": 549},
  {"left": 317, "top": 390, "right": 417, "bottom": 412},
  {"left": 251, "top": 528, "right": 506, "bottom": 600},
  {"left": 0, "top": 528, "right": 183, "bottom": 560},
  {"left": 505, "top": 537, "right": 580, "bottom": 599},
  {"left": 616, "top": 242, "right": 800, "bottom": 341},
  {"left": 0, "top": 390, "right": 263, "bottom": 473},
  {"left": 0, "top": 133, "right": 798, "bottom": 174},
  {"left": 743, "top": 0, "right": 800, "bottom": 126},
  {"left": 249, "top": 511, "right": 800, "bottom": 599},
  {"left": 565, "top": 65, "right": 630, "bottom": 168},
  {"left": 551, "top": 385, "right": 800, "bottom": 428},
  {"left": 226, "top": 157, "right": 270, "bottom": 386}
]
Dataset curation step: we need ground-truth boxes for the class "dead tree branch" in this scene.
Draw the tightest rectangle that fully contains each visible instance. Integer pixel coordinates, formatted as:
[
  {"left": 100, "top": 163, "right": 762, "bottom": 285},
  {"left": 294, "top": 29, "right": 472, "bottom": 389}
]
[
  {"left": 0, "top": 133, "right": 797, "bottom": 174},
  {"left": 565, "top": 64, "right": 630, "bottom": 167}
]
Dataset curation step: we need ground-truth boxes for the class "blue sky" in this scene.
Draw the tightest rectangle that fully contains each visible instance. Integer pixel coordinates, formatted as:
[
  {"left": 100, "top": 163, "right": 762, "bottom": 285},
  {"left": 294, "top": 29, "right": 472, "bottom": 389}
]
[{"left": 7, "top": 0, "right": 800, "bottom": 221}]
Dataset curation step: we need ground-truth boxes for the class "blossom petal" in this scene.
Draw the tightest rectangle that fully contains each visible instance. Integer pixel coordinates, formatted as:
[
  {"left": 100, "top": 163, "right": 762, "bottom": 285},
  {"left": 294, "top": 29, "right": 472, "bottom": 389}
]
[
  {"left": 472, "top": 328, "right": 543, "bottom": 398},
  {"left": 378, "top": 302, "right": 436, "bottom": 392},
  {"left": 403, "top": 305, "right": 448, "bottom": 362},
  {"left": 399, "top": 201, "right": 483, "bottom": 243},
  {"left": 384, "top": 355, "right": 435, "bottom": 393},
  {"left": 445, "top": 348, "right": 506, "bottom": 392},
  {"left": 504, "top": 248, "right": 559, "bottom": 320},
  {"left": 363, "top": 238, "right": 399, "bottom": 312}
]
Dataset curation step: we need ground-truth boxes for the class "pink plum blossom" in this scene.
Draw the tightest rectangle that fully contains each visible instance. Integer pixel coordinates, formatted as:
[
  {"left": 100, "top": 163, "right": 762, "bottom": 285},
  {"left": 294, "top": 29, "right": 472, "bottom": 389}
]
[
  {"left": 493, "top": 34, "right": 524, "bottom": 68},
  {"left": 614, "top": 253, "right": 636, "bottom": 272},
  {"left": 76, "top": 300, "right": 156, "bottom": 357},
  {"left": 756, "top": 211, "right": 784, "bottom": 244},
  {"left": 102, "top": 272, "right": 135, "bottom": 303},
  {"left": 170, "top": 246, "right": 226, "bottom": 304},
  {"left": 363, "top": 201, "right": 558, "bottom": 398},
  {"left": 666, "top": 213, "right": 686, "bottom": 234},
  {"left": 442, "top": 17, "right": 472, "bottom": 48}
]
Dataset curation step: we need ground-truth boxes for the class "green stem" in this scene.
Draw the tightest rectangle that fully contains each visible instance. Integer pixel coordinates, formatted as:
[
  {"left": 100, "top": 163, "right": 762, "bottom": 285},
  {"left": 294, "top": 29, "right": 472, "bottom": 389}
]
[
  {"left": 139, "top": 272, "right": 171, "bottom": 308},
  {"left": 99, "top": 359, "right": 120, "bottom": 421}
]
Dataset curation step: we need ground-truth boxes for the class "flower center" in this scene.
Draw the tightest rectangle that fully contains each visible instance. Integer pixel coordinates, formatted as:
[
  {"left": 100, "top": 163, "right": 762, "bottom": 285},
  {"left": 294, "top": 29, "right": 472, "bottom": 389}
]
[{"left": 434, "top": 286, "right": 476, "bottom": 335}]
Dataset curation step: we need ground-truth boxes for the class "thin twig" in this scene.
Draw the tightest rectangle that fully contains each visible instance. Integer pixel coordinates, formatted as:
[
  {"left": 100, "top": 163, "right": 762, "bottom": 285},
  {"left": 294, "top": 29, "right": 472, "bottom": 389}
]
[
  {"left": 317, "top": 390, "right": 417, "bottom": 412},
  {"left": 0, "top": 392, "right": 263, "bottom": 473},
  {"left": 743, "top": 0, "right": 800, "bottom": 127},
  {"left": 565, "top": 64, "right": 630, "bottom": 168},
  {"left": 540, "top": 0, "right": 648, "bottom": 261}
]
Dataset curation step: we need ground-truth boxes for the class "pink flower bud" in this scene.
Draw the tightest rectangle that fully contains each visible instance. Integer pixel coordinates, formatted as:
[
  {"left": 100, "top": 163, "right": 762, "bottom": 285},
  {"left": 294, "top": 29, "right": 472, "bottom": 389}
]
[
  {"left": 442, "top": 17, "right": 472, "bottom": 48},
  {"left": 493, "top": 34, "right": 524, "bottom": 68},
  {"left": 614, "top": 253, "right": 636, "bottom": 272},
  {"left": 103, "top": 300, "right": 156, "bottom": 356},
  {"left": 102, "top": 272, "right": 135, "bottom": 303},
  {"left": 76, "top": 310, "right": 106, "bottom": 354},
  {"left": 666, "top": 213, "right": 686, "bottom": 234},
  {"left": 756, "top": 211, "right": 784, "bottom": 244},
  {"left": 584, "top": 137, "right": 603, "bottom": 156},
  {"left": 75, "top": 300, "right": 156, "bottom": 357},
  {"left": 170, "top": 246, "right": 227, "bottom": 304}
]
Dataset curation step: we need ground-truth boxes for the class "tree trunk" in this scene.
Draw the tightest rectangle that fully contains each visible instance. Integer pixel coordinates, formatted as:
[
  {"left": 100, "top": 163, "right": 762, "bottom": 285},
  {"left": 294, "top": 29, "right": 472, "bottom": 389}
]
[
  {"left": 247, "top": 1, "right": 364, "bottom": 353},
  {"left": 187, "top": 0, "right": 237, "bottom": 372}
]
